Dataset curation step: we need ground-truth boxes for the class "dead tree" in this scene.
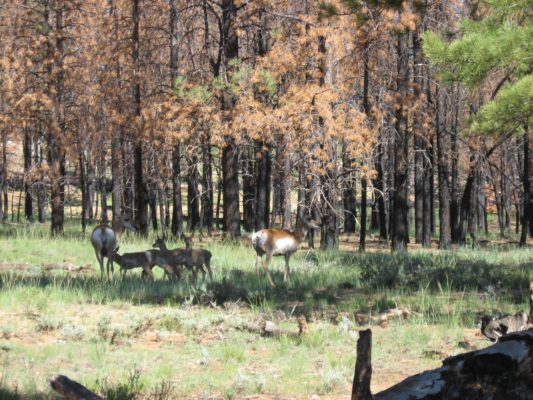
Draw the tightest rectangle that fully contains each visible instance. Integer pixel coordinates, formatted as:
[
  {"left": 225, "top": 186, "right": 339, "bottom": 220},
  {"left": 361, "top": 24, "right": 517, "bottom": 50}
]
[
  {"left": 50, "top": 375, "right": 103, "bottom": 400},
  {"left": 353, "top": 328, "right": 533, "bottom": 400}
]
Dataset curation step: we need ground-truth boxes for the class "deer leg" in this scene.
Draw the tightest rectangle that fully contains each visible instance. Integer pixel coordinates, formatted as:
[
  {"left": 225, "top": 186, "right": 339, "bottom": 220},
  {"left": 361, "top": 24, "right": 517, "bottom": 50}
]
[
  {"left": 142, "top": 265, "right": 153, "bottom": 281},
  {"left": 255, "top": 254, "right": 262, "bottom": 276},
  {"left": 94, "top": 250, "right": 104, "bottom": 278},
  {"left": 106, "top": 257, "right": 112, "bottom": 280},
  {"left": 206, "top": 260, "right": 213, "bottom": 282},
  {"left": 262, "top": 252, "right": 275, "bottom": 288},
  {"left": 283, "top": 254, "right": 291, "bottom": 282}
]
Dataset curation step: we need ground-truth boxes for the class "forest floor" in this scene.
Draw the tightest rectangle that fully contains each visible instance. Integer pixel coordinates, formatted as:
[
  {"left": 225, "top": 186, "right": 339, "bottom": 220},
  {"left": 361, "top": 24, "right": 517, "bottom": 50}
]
[{"left": 0, "top": 222, "right": 532, "bottom": 399}]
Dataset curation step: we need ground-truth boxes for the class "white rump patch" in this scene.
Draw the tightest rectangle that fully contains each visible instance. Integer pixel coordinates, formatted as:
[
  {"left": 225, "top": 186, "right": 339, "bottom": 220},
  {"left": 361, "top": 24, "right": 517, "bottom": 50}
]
[
  {"left": 272, "top": 237, "right": 297, "bottom": 255},
  {"left": 251, "top": 231, "right": 269, "bottom": 250}
]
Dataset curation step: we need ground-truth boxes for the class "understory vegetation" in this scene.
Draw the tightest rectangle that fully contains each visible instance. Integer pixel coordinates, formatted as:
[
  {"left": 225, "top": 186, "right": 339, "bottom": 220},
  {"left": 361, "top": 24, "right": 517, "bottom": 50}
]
[{"left": 0, "top": 224, "right": 531, "bottom": 399}]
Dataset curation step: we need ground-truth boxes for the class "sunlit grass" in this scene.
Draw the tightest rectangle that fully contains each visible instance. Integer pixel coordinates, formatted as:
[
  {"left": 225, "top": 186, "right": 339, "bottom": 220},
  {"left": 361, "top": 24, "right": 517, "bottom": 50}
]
[{"left": 0, "top": 222, "right": 532, "bottom": 398}]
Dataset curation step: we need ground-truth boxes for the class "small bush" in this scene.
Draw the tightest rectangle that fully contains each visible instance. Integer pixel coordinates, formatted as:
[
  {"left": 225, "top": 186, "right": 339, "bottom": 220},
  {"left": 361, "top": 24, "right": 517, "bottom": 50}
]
[
  {"left": 97, "top": 369, "right": 143, "bottom": 400},
  {"left": 35, "top": 316, "right": 63, "bottom": 333}
]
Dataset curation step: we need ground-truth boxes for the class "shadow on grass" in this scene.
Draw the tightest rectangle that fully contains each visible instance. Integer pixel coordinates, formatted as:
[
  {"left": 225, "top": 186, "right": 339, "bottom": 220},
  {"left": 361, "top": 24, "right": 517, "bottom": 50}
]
[
  {"left": 0, "top": 388, "right": 50, "bottom": 400},
  {"left": 0, "top": 250, "right": 531, "bottom": 313}
]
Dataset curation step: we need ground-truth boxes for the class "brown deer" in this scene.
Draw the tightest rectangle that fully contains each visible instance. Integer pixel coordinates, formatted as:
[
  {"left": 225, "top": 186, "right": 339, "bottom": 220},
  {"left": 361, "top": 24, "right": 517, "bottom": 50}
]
[
  {"left": 152, "top": 235, "right": 212, "bottom": 283},
  {"left": 90, "top": 217, "right": 137, "bottom": 279},
  {"left": 144, "top": 249, "right": 184, "bottom": 281},
  {"left": 112, "top": 246, "right": 155, "bottom": 280},
  {"left": 251, "top": 218, "right": 320, "bottom": 287}
]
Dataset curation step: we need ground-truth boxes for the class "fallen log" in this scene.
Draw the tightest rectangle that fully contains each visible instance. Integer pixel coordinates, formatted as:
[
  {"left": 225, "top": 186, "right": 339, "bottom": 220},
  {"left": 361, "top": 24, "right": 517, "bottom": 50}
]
[
  {"left": 352, "top": 328, "right": 533, "bottom": 400},
  {"left": 50, "top": 375, "right": 103, "bottom": 400},
  {"left": 480, "top": 281, "right": 533, "bottom": 341},
  {"left": 242, "top": 315, "right": 308, "bottom": 338},
  {"left": 481, "top": 311, "right": 529, "bottom": 341}
]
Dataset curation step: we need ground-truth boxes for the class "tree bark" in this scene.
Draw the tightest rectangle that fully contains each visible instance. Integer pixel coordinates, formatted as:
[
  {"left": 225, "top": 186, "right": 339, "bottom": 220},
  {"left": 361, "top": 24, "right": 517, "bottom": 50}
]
[
  {"left": 520, "top": 131, "right": 532, "bottom": 245},
  {"left": 242, "top": 146, "right": 255, "bottom": 232},
  {"left": 391, "top": 33, "right": 410, "bottom": 252},
  {"left": 132, "top": 0, "right": 148, "bottom": 236},
  {"left": 201, "top": 141, "right": 213, "bottom": 234},
  {"left": 436, "top": 90, "right": 452, "bottom": 249},
  {"left": 171, "top": 143, "right": 183, "bottom": 236},
  {"left": 222, "top": 139, "right": 241, "bottom": 239},
  {"left": 254, "top": 141, "right": 270, "bottom": 230},
  {"left": 23, "top": 127, "right": 33, "bottom": 221},
  {"left": 187, "top": 149, "right": 200, "bottom": 232},
  {"left": 352, "top": 329, "right": 372, "bottom": 400},
  {"left": 343, "top": 143, "right": 357, "bottom": 233}
]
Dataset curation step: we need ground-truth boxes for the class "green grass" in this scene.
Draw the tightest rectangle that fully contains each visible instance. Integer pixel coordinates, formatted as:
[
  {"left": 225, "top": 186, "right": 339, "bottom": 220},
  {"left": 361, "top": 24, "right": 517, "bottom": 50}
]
[{"left": 0, "top": 222, "right": 531, "bottom": 398}]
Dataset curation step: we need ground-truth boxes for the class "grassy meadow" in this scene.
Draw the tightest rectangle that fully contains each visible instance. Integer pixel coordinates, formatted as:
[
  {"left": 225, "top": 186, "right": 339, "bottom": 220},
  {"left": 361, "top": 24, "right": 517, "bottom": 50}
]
[{"left": 0, "top": 221, "right": 532, "bottom": 399}]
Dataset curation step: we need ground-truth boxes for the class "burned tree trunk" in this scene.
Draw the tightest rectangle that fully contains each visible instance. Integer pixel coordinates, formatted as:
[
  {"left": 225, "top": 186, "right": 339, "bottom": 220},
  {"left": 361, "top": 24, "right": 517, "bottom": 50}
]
[
  {"left": 50, "top": 375, "right": 103, "bottom": 400},
  {"left": 374, "top": 329, "right": 533, "bottom": 400},
  {"left": 391, "top": 33, "right": 410, "bottom": 252}
]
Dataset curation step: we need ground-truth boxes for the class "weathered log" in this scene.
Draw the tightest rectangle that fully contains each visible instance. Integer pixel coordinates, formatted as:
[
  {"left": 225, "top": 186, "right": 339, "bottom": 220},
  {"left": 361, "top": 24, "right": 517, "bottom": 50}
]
[
  {"left": 50, "top": 375, "right": 103, "bottom": 400},
  {"left": 481, "top": 311, "right": 529, "bottom": 341},
  {"left": 373, "top": 329, "right": 533, "bottom": 400},
  {"left": 242, "top": 315, "right": 308, "bottom": 338},
  {"left": 352, "top": 329, "right": 373, "bottom": 400}
]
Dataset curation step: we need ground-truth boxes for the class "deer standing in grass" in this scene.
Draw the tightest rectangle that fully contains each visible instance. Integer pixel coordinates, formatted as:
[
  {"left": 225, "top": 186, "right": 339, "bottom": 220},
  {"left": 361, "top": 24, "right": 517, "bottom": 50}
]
[
  {"left": 152, "top": 235, "right": 213, "bottom": 282},
  {"left": 251, "top": 218, "right": 320, "bottom": 287},
  {"left": 112, "top": 246, "right": 155, "bottom": 279},
  {"left": 90, "top": 217, "right": 137, "bottom": 278}
]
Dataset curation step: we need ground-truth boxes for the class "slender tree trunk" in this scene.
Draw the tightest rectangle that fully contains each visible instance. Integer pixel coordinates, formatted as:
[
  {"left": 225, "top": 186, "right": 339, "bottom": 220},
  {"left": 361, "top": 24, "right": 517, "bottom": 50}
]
[
  {"left": 220, "top": 0, "right": 240, "bottom": 239},
  {"left": 374, "top": 141, "right": 387, "bottom": 239},
  {"left": 521, "top": 131, "right": 532, "bottom": 245},
  {"left": 255, "top": 141, "right": 270, "bottom": 230},
  {"left": 132, "top": 0, "right": 148, "bottom": 236},
  {"left": 47, "top": 1, "right": 66, "bottom": 236},
  {"left": 450, "top": 91, "right": 460, "bottom": 241},
  {"left": 391, "top": 33, "right": 410, "bottom": 252},
  {"left": 187, "top": 149, "right": 200, "bottom": 231},
  {"left": 343, "top": 144, "right": 357, "bottom": 233},
  {"left": 242, "top": 146, "right": 255, "bottom": 232},
  {"left": 201, "top": 141, "right": 213, "bottom": 234},
  {"left": 24, "top": 127, "right": 33, "bottom": 221},
  {"left": 79, "top": 150, "right": 87, "bottom": 233},
  {"left": 436, "top": 90, "right": 452, "bottom": 249},
  {"left": 171, "top": 143, "right": 183, "bottom": 236},
  {"left": 86, "top": 153, "right": 95, "bottom": 222},
  {"left": 222, "top": 139, "right": 241, "bottom": 239}
]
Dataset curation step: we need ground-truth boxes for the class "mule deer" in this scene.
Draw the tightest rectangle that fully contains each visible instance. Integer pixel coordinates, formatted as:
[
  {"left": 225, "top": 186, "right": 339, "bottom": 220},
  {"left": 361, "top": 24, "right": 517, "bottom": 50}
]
[
  {"left": 144, "top": 249, "right": 184, "bottom": 281},
  {"left": 152, "top": 235, "right": 212, "bottom": 282},
  {"left": 112, "top": 246, "right": 155, "bottom": 279},
  {"left": 251, "top": 218, "right": 320, "bottom": 287},
  {"left": 90, "top": 217, "right": 137, "bottom": 279}
]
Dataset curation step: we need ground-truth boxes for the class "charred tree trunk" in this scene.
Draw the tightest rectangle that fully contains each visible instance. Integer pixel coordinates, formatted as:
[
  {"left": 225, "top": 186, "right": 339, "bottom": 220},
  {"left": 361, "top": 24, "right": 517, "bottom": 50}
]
[
  {"left": 391, "top": 33, "right": 410, "bottom": 252},
  {"left": 343, "top": 144, "right": 357, "bottom": 233},
  {"left": 23, "top": 127, "right": 33, "bottom": 222},
  {"left": 35, "top": 133, "right": 45, "bottom": 223},
  {"left": 187, "top": 149, "right": 200, "bottom": 232},
  {"left": 132, "top": 0, "right": 148, "bottom": 236},
  {"left": 222, "top": 139, "right": 241, "bottom": 239},
  {"left": 47, "top": 1, "right": 66, "bottom": 236},
  {"left": 242, "top": 146, "right": 255, "bottom": 232},
  {"left": 201, "top": 141, "right": 213, "bottom": 234},
  {"left": 450, "top": 90, "right": 460, "bottom": 241},
  {"left": 220, "top": 0, "right": 241, "bottom": 240},
  {"left": 373, "top": 141, "right": 387, "bottom": 239},
  {"left": 374, "top": 329, "right": 533, "bottom": 400},
  {"left": 520, "top": 131, "right": 532, "bottom": 246},
  {"left": 171, "top": 143, "right": 183, "bottom": 236},
  {"left": 254, "top": 141, "right": 270, "bottom": 230},
  {"left": 79, "top": 150, "right": 87, "bottom": 233},
  {"left": 436, "top": 90, "right": 452, "bottom": 249}
]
